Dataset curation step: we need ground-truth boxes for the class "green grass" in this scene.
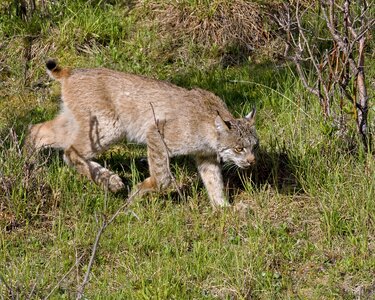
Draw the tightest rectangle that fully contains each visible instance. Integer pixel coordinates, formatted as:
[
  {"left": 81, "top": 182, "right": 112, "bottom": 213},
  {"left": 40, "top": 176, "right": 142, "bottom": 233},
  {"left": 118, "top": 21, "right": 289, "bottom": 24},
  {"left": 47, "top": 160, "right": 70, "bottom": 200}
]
[{"left": 1, "top": 1, "right": 375, "bottom": 299}]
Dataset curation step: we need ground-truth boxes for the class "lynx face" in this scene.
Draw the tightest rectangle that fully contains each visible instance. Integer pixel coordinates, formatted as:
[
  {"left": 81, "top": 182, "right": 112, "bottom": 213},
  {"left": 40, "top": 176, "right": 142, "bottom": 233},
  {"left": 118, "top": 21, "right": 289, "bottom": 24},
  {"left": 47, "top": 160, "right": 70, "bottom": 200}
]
[{"left": 215, "top": 110, "right": 259, "bottom": 169}]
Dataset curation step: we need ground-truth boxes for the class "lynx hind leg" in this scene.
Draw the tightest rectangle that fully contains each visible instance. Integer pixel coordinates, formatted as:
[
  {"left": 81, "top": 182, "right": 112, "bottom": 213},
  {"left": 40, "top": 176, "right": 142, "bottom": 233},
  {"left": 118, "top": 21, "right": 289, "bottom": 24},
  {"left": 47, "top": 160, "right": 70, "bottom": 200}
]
[
  {"left": 131, "top": 125, "right": 172, "bottom": 197},
  {"left": 196, "top": 155, "right": 229, "bottom": 208},
  {"left": 62, "top": 112, "right": 128, "bottom": 193},
  {"left": 63, "top": 146, "right": 124, "bottom": 193}
]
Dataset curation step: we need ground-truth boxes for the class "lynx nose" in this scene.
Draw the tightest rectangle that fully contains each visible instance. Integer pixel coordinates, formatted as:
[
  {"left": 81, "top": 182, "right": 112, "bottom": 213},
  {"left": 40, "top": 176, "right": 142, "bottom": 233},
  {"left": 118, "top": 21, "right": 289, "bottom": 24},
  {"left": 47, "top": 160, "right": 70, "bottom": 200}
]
[{"left": 246, "top": 154, "right": 256, "bottom": 165}]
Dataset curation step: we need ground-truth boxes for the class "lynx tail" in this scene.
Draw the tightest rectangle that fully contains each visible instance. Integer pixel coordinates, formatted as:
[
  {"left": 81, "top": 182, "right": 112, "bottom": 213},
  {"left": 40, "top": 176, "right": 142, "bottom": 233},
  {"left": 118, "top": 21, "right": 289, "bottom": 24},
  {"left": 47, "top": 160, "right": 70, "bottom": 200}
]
[{"left": 46, "top": 59, "right": 70, "bottom": 80}]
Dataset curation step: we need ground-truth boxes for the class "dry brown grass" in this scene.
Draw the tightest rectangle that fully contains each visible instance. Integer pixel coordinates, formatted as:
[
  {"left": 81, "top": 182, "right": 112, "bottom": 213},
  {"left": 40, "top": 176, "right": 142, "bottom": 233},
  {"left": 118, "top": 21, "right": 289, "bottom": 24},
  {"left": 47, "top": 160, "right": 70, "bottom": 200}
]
[{"left": 136, "top": 0, "right": 280, "bottom": 62}]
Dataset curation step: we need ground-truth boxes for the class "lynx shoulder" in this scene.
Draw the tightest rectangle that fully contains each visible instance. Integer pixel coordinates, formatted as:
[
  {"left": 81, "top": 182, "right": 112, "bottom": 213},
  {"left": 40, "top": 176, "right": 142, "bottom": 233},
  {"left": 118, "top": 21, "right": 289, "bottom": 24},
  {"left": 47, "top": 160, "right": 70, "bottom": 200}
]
[{"left": 25, "top": 60, "right": 259, "bottom": 207}]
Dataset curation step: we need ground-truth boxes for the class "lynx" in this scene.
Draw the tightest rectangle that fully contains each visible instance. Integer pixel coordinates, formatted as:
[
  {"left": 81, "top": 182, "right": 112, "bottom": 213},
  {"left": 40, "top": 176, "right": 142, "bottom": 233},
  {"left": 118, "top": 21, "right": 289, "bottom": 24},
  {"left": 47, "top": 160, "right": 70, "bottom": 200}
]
[{"left": 25, "top": 60, "right": 258, "bottom": 207}]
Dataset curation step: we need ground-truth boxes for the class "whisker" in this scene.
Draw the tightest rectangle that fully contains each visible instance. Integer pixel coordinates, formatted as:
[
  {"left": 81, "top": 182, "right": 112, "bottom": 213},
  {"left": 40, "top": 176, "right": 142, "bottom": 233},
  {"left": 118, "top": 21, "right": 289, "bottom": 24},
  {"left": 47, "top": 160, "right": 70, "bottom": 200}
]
[
  {"left": 225, "top": 163, "right": 237, "bottom": 174},
  {"left": 223, "top": 162, "right": 232, "bottom": 171}
]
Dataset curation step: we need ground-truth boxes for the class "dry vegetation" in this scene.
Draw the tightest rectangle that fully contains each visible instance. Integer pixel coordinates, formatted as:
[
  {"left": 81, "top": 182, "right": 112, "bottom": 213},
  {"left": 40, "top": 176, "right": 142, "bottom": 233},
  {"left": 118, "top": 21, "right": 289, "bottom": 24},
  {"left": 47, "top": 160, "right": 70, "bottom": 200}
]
[
  {"left": 139, "top": 1, "right": 274, "bottom": 50},
  {"left": 128, "top": 0, "right": 287, "bottom": 67}
]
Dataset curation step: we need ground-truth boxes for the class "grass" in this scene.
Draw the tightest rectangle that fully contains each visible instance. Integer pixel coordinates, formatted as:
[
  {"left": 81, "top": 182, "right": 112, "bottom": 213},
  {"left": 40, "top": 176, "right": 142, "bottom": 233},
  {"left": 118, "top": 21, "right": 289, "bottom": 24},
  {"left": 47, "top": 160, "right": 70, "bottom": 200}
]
[{"left": 1, "top": 0, "right": 375, "bottom": 299}]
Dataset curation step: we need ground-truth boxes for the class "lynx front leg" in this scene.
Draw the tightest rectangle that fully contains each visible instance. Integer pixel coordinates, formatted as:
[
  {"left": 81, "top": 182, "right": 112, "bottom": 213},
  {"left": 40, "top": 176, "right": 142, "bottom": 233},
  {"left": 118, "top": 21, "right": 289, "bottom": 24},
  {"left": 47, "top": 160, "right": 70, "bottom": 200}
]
[
  {"left": 64, "top": 146, "right": 124, "bottom": 192},
  {"left": 131, "top": 125, "right": 172, "bottom": 197},
  {"left": 196, "top": 155, "right": 229, "bottom": 208}
]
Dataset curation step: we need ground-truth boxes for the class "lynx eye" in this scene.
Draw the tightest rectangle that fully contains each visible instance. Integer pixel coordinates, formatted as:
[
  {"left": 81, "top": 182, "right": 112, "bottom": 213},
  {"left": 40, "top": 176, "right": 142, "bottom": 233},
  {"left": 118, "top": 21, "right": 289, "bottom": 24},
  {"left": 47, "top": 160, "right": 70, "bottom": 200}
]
[{"left": 234, "top": 147, "right": 244, "bottom": 153}]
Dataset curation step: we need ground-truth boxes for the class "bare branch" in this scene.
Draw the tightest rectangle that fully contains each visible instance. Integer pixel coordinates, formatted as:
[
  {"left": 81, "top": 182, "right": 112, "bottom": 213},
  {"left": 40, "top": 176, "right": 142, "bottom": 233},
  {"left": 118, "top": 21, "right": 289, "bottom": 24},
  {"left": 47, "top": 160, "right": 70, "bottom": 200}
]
[
  {"left": 322, "top": 0, "right": 360, "bottom": 73},
  {"left": 356, "top": 31, "right": 369, "bottom": 148},
  {"left": 106, "top": 190, "right": 139, "bottom": 225},
  {"left": 296, "top": 1, "right": 331, "bottom": 115},
  {"left": 321, "top": 1, "right": 346, "bottom": 49},
  {"left": 349, "top": 18, "right": 375, "bottom": 52},
  {"left": 274, "top": 3, "right": 292, "bottom": 56},
  {"left": 276, "top": 0, "right": 371, "bottom": 149},
  {"left": 352, "top": 0, "right": 372, "bottom": 26},
  {"left": 343, "top": 0, "right": 358, "bottom": 39},
  {"left": 0, "top": 273, "right": 16, "bottom": 300},
  {"left": 27, "top": 281, "right": 37, "bottom": 300},
  {"left": 76, "top": 222, "right": 105, "bottom": 300},
  {"left": 149, "top": 102, "right": 184, "bottom": 200},
  {"left": 294, "top": 57, "right": 320, "bottom": 97},
  {"left": 44, "top": 254, "right": 85, "bottom": 300},
  {"left": 76, "top": 190, "right": 140, "bottom": 300}
]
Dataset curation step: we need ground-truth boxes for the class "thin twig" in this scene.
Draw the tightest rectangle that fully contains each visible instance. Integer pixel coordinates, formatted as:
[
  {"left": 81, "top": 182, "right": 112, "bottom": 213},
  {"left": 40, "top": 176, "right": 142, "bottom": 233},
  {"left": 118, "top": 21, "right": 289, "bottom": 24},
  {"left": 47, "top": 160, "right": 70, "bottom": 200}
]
[
  {"left": 43, "top": 254, "right": 85, "bottom": 300},
  {"left": 149, "top": 102, "right": 184, "bottom": 200},
  {"left": 75, "top": 248, "right": 80, "bottom": 289},
  {"left": 26, "top": 281, "right": 37, "bottom": 300},
  {"left": 76, "top": 189, "right": 139, "bottom": 300},
  {"left": 274, "top": 3, "right": 322, "bottom": 101},
  {"left": 296, "top": 1, "right": 331, "bottom": 115},
  {"left": 0, "top": 273, "right": 15, "bottom": 300},
  {"left": 321, "top": 0, "right": 358, "bottom": 72},
  {"left": 76, "top": 223, "right": 105, "bottom": 300}
]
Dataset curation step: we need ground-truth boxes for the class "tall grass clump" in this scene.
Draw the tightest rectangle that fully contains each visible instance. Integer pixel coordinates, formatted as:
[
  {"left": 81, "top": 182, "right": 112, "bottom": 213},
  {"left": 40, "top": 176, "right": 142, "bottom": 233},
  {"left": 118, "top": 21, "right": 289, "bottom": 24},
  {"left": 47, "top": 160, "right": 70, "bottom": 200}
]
[{"left": 134, "top": 0, "right": 287, "bottom": 71}]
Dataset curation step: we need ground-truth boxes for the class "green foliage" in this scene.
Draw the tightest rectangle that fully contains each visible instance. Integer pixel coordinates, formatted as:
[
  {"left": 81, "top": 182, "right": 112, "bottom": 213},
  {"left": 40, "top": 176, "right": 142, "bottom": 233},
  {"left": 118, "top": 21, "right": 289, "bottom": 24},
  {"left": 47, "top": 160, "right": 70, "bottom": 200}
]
[{"left": 0, "top": 0, "right": 374, "bottom": 299}]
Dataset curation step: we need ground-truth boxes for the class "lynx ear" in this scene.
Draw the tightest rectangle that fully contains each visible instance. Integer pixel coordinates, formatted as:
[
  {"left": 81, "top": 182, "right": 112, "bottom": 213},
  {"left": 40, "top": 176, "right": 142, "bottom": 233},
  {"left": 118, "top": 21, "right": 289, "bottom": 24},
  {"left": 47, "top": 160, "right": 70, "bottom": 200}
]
[
  {"left": 244, "top": 107, "right": 256, "bottom": 125},
  {"left": 215, "top": 115, "right": 232, "bottom": 133}
]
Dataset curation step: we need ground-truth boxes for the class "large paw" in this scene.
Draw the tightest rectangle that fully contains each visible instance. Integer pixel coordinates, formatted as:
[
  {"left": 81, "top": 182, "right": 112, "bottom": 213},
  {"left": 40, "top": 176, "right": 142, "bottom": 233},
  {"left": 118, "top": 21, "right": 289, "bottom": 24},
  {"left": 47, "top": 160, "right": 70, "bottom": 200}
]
[
  {"left": 107, "top": 173, "right": 125, "bottom": 193},
  {"left": 211, "top": 199, "right": 231, "bottom": 209}
]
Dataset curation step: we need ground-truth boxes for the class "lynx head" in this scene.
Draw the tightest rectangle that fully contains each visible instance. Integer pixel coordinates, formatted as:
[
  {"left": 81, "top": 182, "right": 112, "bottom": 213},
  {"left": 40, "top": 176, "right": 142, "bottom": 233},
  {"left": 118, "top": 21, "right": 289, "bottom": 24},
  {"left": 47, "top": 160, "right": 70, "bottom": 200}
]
[{"left": 215, "top": 108, "right": 259, "bottom": 168}]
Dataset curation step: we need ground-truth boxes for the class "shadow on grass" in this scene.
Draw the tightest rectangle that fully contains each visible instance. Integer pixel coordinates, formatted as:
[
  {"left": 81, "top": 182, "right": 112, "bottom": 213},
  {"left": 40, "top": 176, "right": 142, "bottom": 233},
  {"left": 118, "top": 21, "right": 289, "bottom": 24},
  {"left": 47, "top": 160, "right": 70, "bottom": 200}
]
[
  {"left": 1, "top": 122, "right": 302, "bottom": 215},
  {"left": 98, "top": 153, "right": 199, "bottom": 203},
  {"left": 101, "top": 146, "right": 303, "bottom": 205},
  {"left": 223, "top": 147, "right": 302, "bottom": 202}
]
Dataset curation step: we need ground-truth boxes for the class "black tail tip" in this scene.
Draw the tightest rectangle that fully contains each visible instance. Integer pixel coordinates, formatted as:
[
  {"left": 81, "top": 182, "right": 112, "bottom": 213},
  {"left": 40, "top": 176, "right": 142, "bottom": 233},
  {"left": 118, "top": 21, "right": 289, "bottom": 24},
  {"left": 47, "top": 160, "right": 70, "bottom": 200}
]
[{"left": 46, "top": 59, "right": 57, "bottom": 71}]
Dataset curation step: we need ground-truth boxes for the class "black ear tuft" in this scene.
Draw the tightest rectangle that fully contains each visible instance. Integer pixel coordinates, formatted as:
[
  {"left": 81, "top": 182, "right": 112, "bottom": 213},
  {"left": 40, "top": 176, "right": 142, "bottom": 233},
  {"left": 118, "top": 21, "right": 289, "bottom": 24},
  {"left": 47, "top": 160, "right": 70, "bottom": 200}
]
[
  {"left": 46, "top": 59, "right": 57, "bottom": 71},
  {"left": 245, "top": 106, "right": 256, "bottom": 121}
]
